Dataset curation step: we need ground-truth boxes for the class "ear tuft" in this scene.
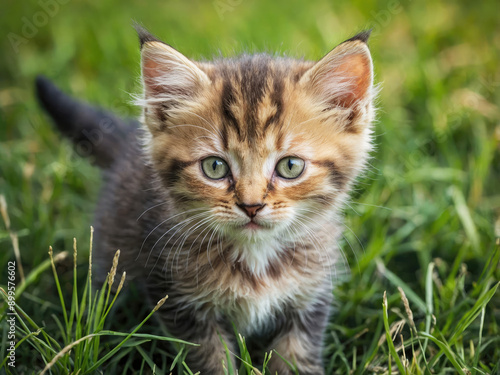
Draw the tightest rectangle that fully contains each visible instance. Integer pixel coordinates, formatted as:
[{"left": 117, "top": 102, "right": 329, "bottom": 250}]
[
  {"left": 300, "top": 34, "right": 374, "bottom": 110},
  {"left": 133, "top": 23, "right": 165, "bottom": 49},
  {"left": 136, "top": 32, "right": 210, "bottom": 133},
  {"left": 140, "top": 42, "right": 210, "bottom": 101},
  {"left": 342, "top": 30, "right": 372, "bottom": 44}
]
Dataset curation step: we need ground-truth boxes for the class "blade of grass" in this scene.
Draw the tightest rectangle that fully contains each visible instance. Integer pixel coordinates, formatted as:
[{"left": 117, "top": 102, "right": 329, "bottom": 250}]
[
  {"left": 136, "top": 345, "right": 164, "bottom": 375},
  {"left": 449, "top": 281, "right": 498, "bottom": 345},
  {"left": 0, "top": 195, "right": 25, "bottom": 284},
  {"left": 419, "top": 332, "right": 466, "bottom": 375},
  {"left": 48, "top": 246, "right": 69, "bottom": 330},
  {"left": 448, "top": 186, "right": 480, "bottom": 253},
  {"left": 85, "top": 295, "right": 178, "bottom": 372},
  {"left": 272, "top": 350, "right": 299, "bottom": 375},
  {"left": 0, "top": 252, "right": 68, "bottom": 318},
  {"left": 182, "top": 360, "right": 196, "bottom": 375},
  {"left": 428, "top": 281, "right": 499, "bottom": 368},
  {"left": 51, "top": 313, "right": 68, "bottom": 346},
  {"left": 67, "top": 238, "right": 79, "bottom": 347},
  {"left": 377, "top": 260, "right": 427, "bottom": 313},
  {"left": 261, "top": 350, "right": 272, "bottom": 375},
  {"left": 91, "top": 276, "right": 110, "bottom": 362},
  {"left": 0, "top": 328, "right": 41, "bottom": 369},
  {"left": 39, "top": 328, "right": 195, "bottom": 375},
  {"left": 382, "top": 291, "right": 407, "bottom": 375},
  {"left": 170, "top": 344, "right": 185, "bottom": 372},
  {"left": 220, "top": 333, "right": 235, "bottom": 375},
  {"left": 0, "top": 287, "right": 62, "bottom": 352},
  {"left": 356, "top": 316, "right": 384, "bottom": 374},
  {"left": 471, "top": 307, "right": 486, "bottom": 375},
  {"left": 423, "top": 262, "right": 435, "bottom": 353}
]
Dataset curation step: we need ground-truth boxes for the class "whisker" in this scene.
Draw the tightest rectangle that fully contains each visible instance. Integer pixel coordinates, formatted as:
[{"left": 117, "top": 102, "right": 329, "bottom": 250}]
[
  {"left": 180, "top": 109, "right": 224, "bottom": 139},
  {"left": 149, "top": 219, "right": 196, "bottom": 276},
  {"left": 282, "top": 223, "right": 298, "bottom": 267},
  {"left": 136, "top": 201, "right": 169, "bottom": 221},
  {"left": 169, "top": 216, "right": 214, "bottom": 276},
  {"left": 197, "top": 221, "right": 220, "bottom": 272},
  {"left": 206, "top": 223, "right": 220, "bottom": 264},
  {"left": 297, "top": 213, "right": 336, "bottom": 286},
  {"left": 216, "top": 224, "right": 226, "bottom": 267},
  {"left": 344, "top": 201, "right": 361, "bottom": 216},
  {"left": 190, "top": 222, "right": 220, "bottom": 281},
  {"left": 164, "top": 215, "right": 213, "bottom": 276},
  {"left": 137, "top": 207, "right": 206, "bottom": 260},
  {"left": 169, "top": 123, "right": 220, "bottom": 143},
  {"left": 296, "top": 206, "right": 364, "bottom": 263},
  {"left": 148, "top": 211, "right": 209, "bottom": 274},
  {"left": 180, "top": 216, "right": 216, "bottom": 261},
  {"left": 297, "top": 112, "right": 329, "bottom": 127},
  {"left": 350, "top": 201, "right": 392, "bottom": 210},
  {"left": 292, "top": 215, "right": 336, "bottom": 286}
]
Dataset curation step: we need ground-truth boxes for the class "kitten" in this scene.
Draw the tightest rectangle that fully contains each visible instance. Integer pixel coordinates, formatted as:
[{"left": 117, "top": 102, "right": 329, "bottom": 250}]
[{"left": 36, "top": 26, "right": 375, "bottom": 374}]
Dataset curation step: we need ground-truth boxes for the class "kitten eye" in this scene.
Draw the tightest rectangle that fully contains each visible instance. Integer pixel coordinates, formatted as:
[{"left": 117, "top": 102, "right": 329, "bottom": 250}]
[
  {"left": 201, "top": 157, "right": 229, "bottom": 180},
  {"left": 276, "top": 157, "right": 305, "bottom": 179}
]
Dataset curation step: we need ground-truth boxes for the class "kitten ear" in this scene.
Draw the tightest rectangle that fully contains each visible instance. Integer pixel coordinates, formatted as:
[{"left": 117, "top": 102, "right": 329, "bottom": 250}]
[
  {"left": 300, "top": 31, "right": 374, "bottom": 116},
  {"left": 136, "top": 26, "right": 210, "bottom": 105}
]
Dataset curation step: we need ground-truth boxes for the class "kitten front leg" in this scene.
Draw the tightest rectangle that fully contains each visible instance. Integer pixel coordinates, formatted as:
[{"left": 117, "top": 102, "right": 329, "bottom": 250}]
[
  {"left": 183, "top": 322, "right": 236, "bottom": 374},
  {"left": 268, "top": 330, "right": 325, "bottom": 375},
  {"left": 268, "top": 297, "right": 331, "bottom": 375},
  {"left": 154, "top": 298, "right": 236, "bottom": 374}
]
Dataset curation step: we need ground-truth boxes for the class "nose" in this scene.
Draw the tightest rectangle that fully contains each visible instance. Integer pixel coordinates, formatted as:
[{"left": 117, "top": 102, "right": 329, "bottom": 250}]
[{"left": 237, "top": 203, "right": 266, "bottom": 218}]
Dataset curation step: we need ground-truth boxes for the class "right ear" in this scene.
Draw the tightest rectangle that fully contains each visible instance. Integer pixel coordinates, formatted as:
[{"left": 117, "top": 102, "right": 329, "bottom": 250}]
[
  {"left": 135, "top": 25, "right": 210, "bottom": 122},
  {"left": 299, "top": 31, "right": 375, "bottom": 132}
]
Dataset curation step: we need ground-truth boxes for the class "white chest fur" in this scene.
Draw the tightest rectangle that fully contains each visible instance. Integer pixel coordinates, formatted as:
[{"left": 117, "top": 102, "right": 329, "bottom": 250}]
[{"left": 179, "top": 238, "right": 336, "bottom": 333}]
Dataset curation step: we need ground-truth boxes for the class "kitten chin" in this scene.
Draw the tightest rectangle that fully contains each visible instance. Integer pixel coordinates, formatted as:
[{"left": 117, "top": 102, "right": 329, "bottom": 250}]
[{"left": 37, "top": 26, "right": 376, "bottom": 374}]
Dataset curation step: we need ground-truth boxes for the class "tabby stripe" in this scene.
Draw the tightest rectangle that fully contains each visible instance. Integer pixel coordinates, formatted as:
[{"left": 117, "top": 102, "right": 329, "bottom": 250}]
[
  {"left": 263, "top": 77, "right": 284, "bottom": 132},
  {"left": 220, "top": 79, "right": 241, "bottom": 143},
  {"left": 241, "top": 56, "right": 269, "bottom": 141},
  {"left": 313, "top": 160, "right": 348, "bottom": 188},
  {"left": 160, "top": 159, "right": 197, "bottom": 187}
]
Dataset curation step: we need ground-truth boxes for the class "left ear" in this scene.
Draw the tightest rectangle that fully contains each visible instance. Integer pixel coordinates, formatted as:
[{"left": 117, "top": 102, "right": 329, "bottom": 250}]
[
  {"left": 300, "top": 31, "right": 374, "bottom": 111},
  {"left": 133, "top": 24, "right": 211, "bottom": 132},
  {"left": 136, "top": 25, "right": 210, "bottom": 103}
]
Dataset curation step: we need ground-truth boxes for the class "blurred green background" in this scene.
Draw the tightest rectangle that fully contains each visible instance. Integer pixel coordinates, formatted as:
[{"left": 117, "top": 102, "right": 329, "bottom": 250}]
[
  {"left": 2, "top": 0, "right": 498, "bottom": 264},
  {"left": 1, "top": 0, "right": 499, "bottom": 373}
]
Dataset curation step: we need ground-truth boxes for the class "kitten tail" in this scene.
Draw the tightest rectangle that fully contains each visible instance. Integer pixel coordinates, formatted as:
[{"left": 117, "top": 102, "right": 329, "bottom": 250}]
[{"left": 35, "top": 75, "right": 139, "bottom": 168}]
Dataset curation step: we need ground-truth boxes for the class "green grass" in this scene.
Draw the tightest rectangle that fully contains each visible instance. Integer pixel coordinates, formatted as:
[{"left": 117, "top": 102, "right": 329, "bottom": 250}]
[
  {"left": 1, "top": 0, "right": 499, "bottom": 373},
  {"left": 0, "top": 223, "right": 196, "bottom": 374}
]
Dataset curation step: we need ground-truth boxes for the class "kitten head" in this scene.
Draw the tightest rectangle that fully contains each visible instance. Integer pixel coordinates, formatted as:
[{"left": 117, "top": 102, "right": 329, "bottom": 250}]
[{"left": 135, "top": 27, "right": 375, "bottom": 248}]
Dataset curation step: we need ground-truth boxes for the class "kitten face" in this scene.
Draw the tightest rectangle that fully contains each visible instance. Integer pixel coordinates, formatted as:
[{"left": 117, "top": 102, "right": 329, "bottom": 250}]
[{"left": 139, "top": 39, "right": 374, "bottom": 247}]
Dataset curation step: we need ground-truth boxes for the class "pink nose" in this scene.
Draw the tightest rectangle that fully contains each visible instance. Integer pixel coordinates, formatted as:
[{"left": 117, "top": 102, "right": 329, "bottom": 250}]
[{"left": 237, "top": 203, "right": 265, "bottom": 218}]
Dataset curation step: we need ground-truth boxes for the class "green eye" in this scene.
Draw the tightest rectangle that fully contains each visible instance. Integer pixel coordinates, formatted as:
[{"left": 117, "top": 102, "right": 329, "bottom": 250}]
[
  {"left": 201, "top": 157, "right": 229, "bottom": 180},
  {"left": 276, "top": 157, "right": 305, "bottom": 179}
]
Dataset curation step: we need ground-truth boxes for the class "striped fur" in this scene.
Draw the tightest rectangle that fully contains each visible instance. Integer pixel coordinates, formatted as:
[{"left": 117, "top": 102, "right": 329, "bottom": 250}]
[{"left": 91, "top": 28, "right": 376, "bottom": 374}]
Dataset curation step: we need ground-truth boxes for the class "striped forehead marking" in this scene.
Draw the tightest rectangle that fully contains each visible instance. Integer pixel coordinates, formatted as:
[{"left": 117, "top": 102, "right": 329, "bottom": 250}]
[{"left": 217, "top": 55, "right": 286, "bottom": 146}]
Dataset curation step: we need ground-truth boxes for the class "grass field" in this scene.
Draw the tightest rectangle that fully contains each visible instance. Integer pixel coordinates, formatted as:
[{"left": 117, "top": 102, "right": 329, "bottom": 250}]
[{"left": 1, "top": 0, "right": 499, "bottom": 373}]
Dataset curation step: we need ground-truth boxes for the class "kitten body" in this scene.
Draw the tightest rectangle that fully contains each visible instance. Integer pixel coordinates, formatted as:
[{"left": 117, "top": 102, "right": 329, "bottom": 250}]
[{"left": 37, "top": 28, "right": 375, "bottom": 374}]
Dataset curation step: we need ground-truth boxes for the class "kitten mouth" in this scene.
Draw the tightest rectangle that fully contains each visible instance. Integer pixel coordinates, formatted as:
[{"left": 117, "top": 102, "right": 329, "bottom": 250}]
[{"left": 244, "top": 221, "right": 263, "bottom": 230}]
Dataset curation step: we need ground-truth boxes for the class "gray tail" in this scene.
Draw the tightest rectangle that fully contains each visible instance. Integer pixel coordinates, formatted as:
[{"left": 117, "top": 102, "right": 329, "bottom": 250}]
[{"left": 35, "top": 75, "right": 139, "bottom": 169}]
